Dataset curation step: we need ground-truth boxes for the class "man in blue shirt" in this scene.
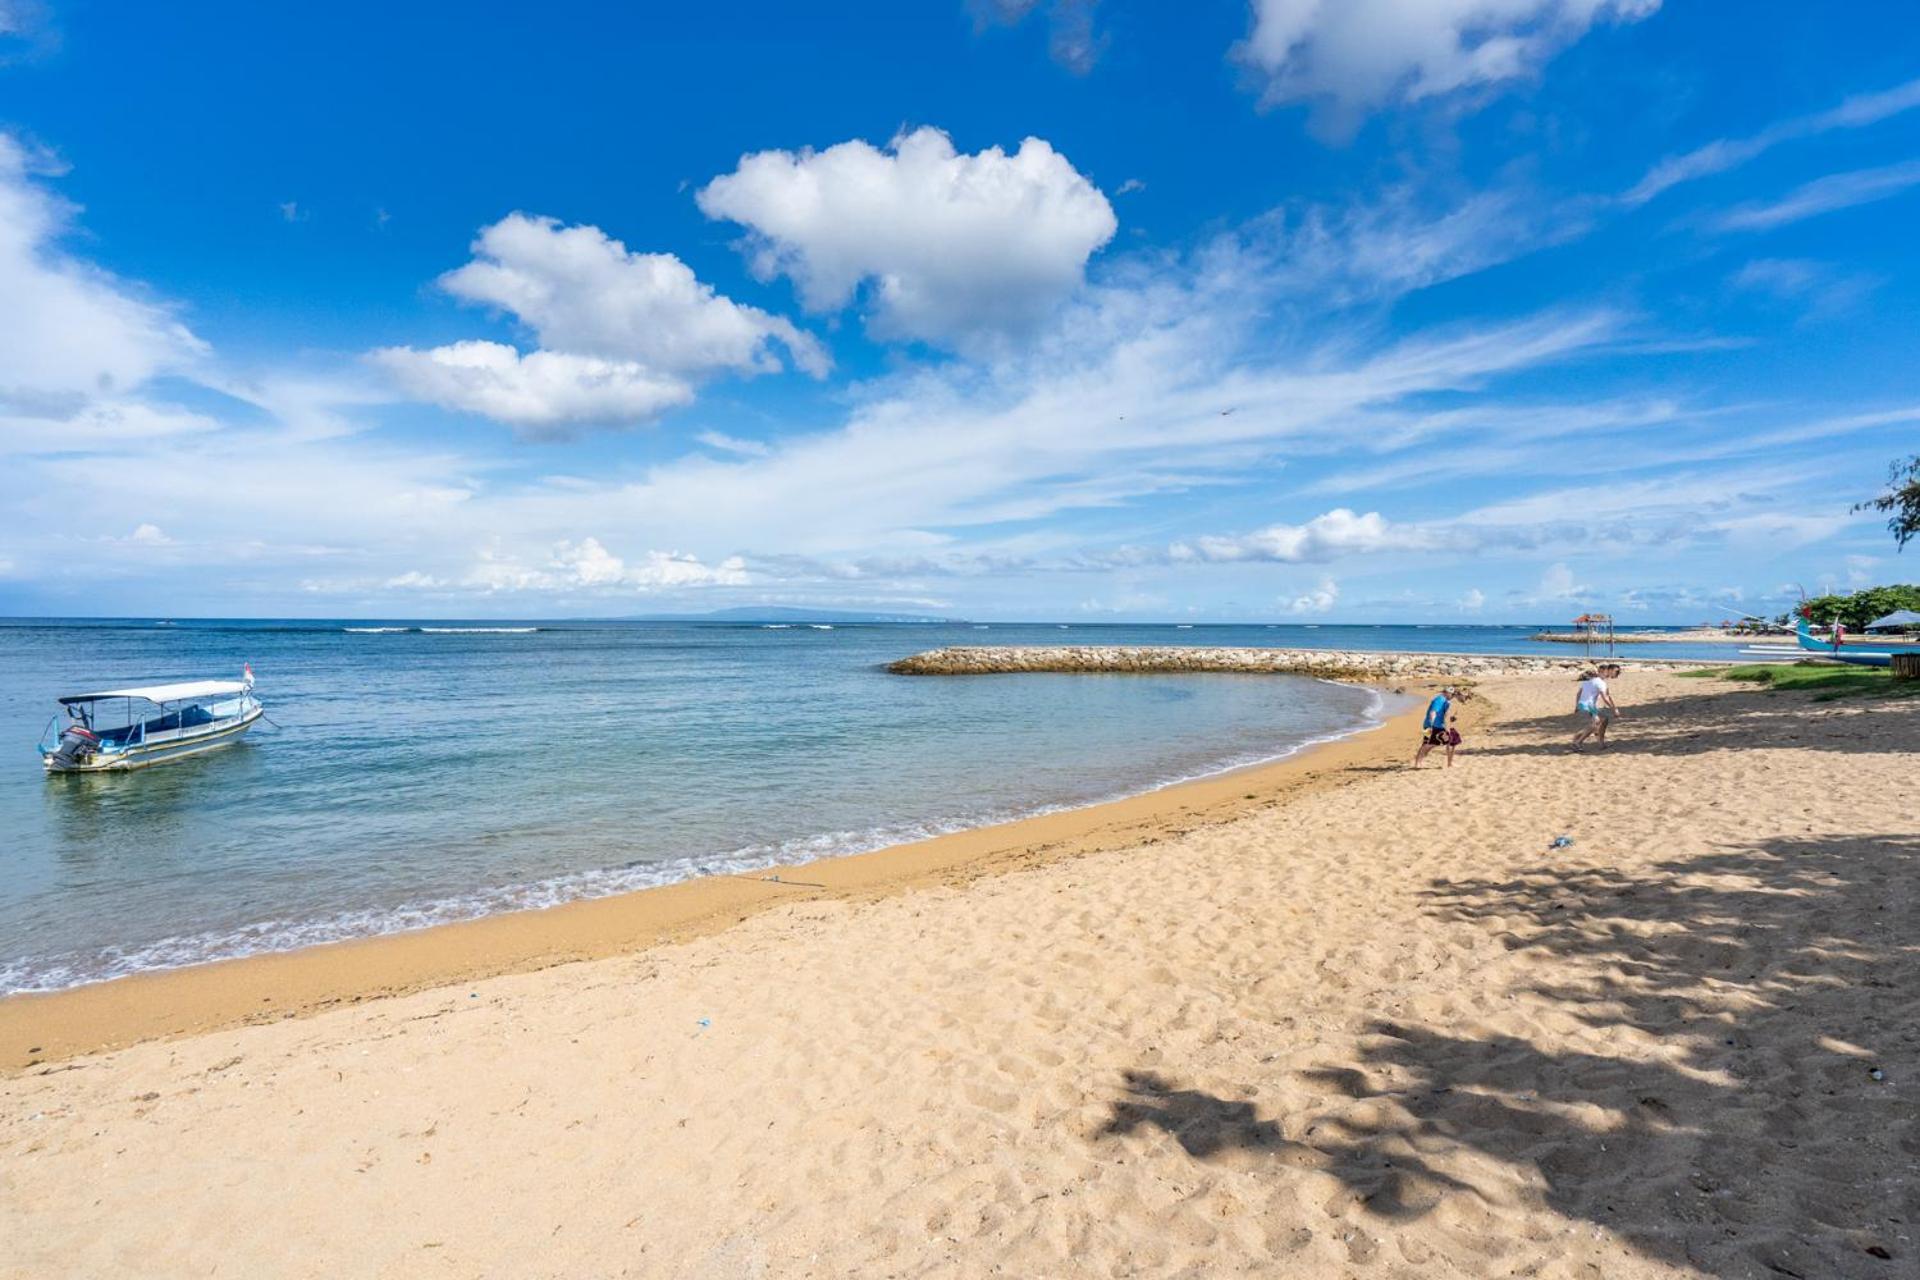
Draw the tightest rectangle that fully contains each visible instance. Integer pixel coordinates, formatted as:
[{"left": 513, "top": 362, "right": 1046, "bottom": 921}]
[{"left": 1414, "top": 686, "right": 1459, "bottom": 768}]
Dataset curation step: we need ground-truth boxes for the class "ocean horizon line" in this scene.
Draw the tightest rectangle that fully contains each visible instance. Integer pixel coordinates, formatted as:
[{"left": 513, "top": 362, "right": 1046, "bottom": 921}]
[{"left": 0, "top": 614, "right": 1729, "bottom": 629}]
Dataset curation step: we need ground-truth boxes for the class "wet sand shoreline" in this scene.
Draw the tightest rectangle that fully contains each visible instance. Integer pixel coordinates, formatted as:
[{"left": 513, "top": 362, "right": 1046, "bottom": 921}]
[{"left": 1, "top": 691, "right": 1429, "bottom": 1071}]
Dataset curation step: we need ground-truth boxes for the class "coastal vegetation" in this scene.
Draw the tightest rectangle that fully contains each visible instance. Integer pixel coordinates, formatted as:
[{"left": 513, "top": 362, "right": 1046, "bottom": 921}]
[
  {"left": 1683, "top": 662, "right": 1920, "bottom": 699},
  {"left": 1856, "top": 454, "right": 1920, "bottom": 548},
  {"left": 1797, "top": 583, "right": 1920, "bottom": 630}
]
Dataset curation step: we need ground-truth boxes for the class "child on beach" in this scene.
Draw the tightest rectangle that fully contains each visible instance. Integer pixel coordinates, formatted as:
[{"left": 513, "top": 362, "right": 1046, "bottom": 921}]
[
  {"left": 1414, "top": 686, "right": 1461, "bottom": 768},
  {"left": 1572, "top": 664, "right": 1622, "bottom": 747}
]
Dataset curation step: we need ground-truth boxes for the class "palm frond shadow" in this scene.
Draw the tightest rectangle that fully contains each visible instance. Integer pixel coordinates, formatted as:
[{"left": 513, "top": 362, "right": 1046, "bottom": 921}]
[{"left": 1094, "top": 833, "right": 1917, "bottom": 1277}]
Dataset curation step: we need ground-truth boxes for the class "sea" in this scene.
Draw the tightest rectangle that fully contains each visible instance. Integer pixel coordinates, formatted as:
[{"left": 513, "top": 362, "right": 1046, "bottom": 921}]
[{"left": 0, "top": 619, "right": 1734, "bottom": 994}]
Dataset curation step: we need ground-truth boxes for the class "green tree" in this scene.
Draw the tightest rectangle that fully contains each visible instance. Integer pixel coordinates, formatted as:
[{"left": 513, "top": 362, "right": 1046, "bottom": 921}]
[
  {"left": 1856, "top": 455, "right": 1920, "bottom": 549},
  {"left": 1802, "top": 584, "right": 1920, "bottom": 630},
  {"left": 1802, "top": 594, "right": 1848, "bottom": 626}
]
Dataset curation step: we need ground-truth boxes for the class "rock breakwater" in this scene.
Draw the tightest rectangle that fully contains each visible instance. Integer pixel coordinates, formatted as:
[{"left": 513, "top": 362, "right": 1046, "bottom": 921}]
[{"left": 889, "top": 645, "right": 1701, "bottom": 680}]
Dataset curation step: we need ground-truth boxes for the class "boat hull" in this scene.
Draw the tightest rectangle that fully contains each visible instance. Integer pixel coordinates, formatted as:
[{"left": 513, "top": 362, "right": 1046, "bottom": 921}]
[
  {"left": 1816, "top": 649, "right": 1893, "bottom": 667},
  {"left": 1794, "top": 617, "right": 1895, "bottom": 667},
  {"left": 43, "top": 706, "right": 263, "bottom": 773}
]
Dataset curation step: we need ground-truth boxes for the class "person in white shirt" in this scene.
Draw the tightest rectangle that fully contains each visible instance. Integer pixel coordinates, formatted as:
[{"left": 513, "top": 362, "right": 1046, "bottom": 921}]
[{"left": 1572, "top": 663, "right": 1622, "bottom": 747}]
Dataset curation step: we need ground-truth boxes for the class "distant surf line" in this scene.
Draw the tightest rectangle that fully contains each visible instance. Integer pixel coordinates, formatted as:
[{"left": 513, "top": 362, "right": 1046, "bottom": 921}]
[{"left": 343, "top": 626, "right": 543, "bottom": 634}]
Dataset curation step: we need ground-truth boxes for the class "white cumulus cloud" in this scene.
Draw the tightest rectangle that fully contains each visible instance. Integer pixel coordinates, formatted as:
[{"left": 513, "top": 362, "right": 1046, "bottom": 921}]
[
  {"left": 1174, "top": 508, "right": 1452, "bottom": 563},
  {"left": 697, "top": 126, "right": 1116, "bottom": 348},
  {"left": 627, "top": 548, "right": 751, "bottom": 588},
  {"left": 1531, "top": 561, "right": 1587, "bottom": 601},
  {"left": 1235, "top": 0, "right": 1660, "bottom": 138},
  {"left": 447, "top": 538, "right": 752, "bottom": 594},
  {"left": 440, "top": 213, "right": 827, "bottom": 378},
  {"left": 370, "top": 341, "right": 693, "bottom": 435},
  {"left": 1285, "top": 576, "right": 1340, "bottom": 614},
  {"left": 550, "top": 536, "right": 629, "bottom": 587},
  {"left": 374, "top": 214, "right": 826, "bottom": 434}
]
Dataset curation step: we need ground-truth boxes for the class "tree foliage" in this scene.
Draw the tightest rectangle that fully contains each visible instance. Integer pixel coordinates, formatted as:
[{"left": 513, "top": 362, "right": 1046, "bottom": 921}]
[
  {"left": 1800, "top": 583, "right": 1920, "bottom": 630},
  {"left": 1855, "top": 455, "right": 1920, "bottom": 549}
]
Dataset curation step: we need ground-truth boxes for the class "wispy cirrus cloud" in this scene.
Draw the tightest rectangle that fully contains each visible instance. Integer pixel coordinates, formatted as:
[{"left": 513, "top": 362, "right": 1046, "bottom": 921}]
[
  {"left": 0, "top": 101, "right": 1900, "bottom": 620},
  {"left": 969, "top": 0, "right": 1104, "bottom": 74},
  {"left": 0, "top": 133, "right": 204, "bottom": 403},
  {"left": 1626, "top": 76, "right": 1920, "bottom": 205},
  {"left": 1252, "top": 185, "right": 1597, "bottom": 308},
  {"left": 1729, "top": 257, "right": 1879, "bottom": 320},
  {"left": 0, "top": 204, "right": 1628, "bottom": 610},
  {"left": 1710, "top": 159, "right": 1920, "bottom": 233},
  {"left": 0, "top": 0, "right": 55, "bottom": 63},
  {"left": 1080, "top": 463, "right": 1864, "bottom": 584}
]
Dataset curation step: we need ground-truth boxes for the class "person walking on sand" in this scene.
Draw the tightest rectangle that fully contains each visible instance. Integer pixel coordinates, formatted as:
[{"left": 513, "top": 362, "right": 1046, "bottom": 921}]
[
  {"left": 1415, "top": 686, "right": 1460, "bottom": 767},
  {"left": 1572, "top": 664, "right": 1622, "bottom": 748}
]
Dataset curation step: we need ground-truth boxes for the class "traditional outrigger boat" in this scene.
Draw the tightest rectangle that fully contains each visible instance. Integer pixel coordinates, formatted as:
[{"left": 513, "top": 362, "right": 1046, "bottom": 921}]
[
  {"left": 40, "top": 666, "right": 263, "bottom": 773},
  {"left": 1794, "top": 614, "right": 1895, "bottom": 667}
]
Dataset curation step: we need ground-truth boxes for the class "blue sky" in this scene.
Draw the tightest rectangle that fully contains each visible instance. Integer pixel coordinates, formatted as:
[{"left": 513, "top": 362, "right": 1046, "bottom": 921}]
[{"left": 1, "top": 1, "right": 1917, "bottom": 622}]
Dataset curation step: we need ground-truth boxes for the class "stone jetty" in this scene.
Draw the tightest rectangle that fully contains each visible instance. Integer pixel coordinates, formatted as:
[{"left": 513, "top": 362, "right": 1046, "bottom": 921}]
[{"left": 888, "top": 645, "right": 1704, "bottom": 681}]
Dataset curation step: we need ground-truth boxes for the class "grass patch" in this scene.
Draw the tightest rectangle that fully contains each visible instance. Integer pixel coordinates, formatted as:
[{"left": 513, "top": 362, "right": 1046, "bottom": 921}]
[{"left": 1679, "top": 662, "right": 1920, "bottom": 700}]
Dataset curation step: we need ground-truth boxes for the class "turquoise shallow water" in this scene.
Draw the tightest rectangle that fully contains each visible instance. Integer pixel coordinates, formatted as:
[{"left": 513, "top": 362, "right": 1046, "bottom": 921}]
[
  {"left": 0, "top": 619, "right": 1410, "bottom": 993},
  {"left": 0, "top": 619, "right": 1729, "bottom": 992}
]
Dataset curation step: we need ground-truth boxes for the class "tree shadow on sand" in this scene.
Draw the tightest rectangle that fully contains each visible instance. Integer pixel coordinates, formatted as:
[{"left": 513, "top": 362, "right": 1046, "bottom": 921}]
[
  {"left": 1099, "top": 1068, "right": 1479, "bottom": 1221},
  {"left": 1096, "top": 833, "right": 1917, "bottom": 1277},
  {"left": 1483, "top": 682, "right": 1919, "bottom": 760}
]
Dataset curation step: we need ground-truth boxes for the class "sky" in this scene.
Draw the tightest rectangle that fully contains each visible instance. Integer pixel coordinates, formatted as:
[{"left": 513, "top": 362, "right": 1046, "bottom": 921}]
[{"left": 1, "top": 1, "right": 1917, "bottom": 623}]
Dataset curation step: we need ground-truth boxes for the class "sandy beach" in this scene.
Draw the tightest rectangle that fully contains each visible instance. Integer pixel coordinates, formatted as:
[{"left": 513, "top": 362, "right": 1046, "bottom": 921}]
[{"left": 3, "top": 669, "right": 1915, "bottom": 1278}]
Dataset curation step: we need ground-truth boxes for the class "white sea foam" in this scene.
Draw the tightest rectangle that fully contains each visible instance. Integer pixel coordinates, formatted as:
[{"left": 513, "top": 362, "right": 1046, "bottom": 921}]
[
  {"left": 344, "top": 627, "right": 412, "bottom": 634},
  {"left": 419, "top": 627, "right": 540, "bottom": 634}
]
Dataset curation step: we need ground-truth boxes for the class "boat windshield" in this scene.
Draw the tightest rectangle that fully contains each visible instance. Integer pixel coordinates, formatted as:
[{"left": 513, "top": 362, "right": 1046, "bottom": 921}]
[{"left": 54, "top": 691, "right": 252, "bottom": 750}]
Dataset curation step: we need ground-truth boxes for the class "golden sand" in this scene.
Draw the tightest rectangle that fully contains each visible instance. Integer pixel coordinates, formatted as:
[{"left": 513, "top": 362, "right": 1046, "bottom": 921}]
[{"left": 2, "top": 671, "right": 1914, "bottom": 1278}]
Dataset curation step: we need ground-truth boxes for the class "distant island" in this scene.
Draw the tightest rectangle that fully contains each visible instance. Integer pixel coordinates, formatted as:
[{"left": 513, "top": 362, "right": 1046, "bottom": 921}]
[{"left": 617, "top": 606, "right": 965, "bottom": 624}]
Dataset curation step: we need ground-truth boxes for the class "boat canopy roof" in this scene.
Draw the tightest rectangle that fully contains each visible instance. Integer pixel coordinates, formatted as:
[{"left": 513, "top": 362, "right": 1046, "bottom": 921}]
[{"left": 59, "top": 679, "right": 248, "bottom": 706}]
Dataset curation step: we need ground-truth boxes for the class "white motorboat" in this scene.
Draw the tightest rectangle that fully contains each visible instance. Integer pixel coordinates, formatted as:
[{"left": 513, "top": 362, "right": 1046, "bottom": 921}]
[{"left": 40, "top": 666, "right": 263, "bottom": 773}]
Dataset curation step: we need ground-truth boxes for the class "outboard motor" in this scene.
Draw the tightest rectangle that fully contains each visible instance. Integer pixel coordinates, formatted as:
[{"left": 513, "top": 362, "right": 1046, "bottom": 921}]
[{"left": 50, "top": 724, "right": 100, "bottom": 769}]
